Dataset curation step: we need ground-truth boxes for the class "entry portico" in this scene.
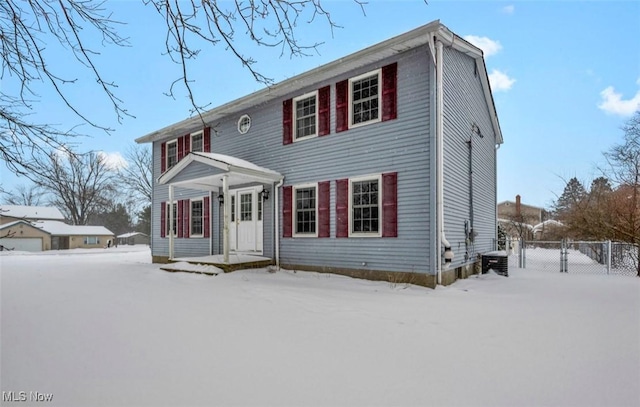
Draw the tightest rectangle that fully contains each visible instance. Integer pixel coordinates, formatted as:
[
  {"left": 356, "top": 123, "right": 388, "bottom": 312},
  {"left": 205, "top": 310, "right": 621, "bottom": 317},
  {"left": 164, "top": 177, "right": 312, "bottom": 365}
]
[{"left": 158, "top": 152, "right": 284, "bottom": 264}]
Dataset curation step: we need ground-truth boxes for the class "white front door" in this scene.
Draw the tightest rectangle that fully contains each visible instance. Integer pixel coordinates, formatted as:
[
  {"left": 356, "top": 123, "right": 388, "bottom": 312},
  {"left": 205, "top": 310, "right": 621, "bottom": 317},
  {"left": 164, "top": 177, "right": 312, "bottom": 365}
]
[{"left": 229, "top": 187, "right": 263, "bottom": 253}]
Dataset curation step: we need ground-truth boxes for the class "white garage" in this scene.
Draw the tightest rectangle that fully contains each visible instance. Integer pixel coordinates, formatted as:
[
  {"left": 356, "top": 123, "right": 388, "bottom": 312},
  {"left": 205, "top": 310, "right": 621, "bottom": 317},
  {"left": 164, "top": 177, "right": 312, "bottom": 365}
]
[{"left": 0, "top": 237, "right": 43, "bottom": 252}]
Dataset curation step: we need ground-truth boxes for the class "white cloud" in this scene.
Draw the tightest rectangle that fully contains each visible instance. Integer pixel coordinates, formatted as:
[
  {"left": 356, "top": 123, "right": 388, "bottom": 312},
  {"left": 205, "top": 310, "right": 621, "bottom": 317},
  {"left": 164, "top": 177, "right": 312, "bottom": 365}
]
[
  {"left": 502, "top": 5, "right": 515, "bottom": 14},
  {"left": 98, "top": 151, "right": 128, "bottom": 171},
  {"left": 488, "top": 69, "right": 516, "bottom": 92},
  {"left": 597, "top": 79, "right": 640, "bottom": 116},
  {"left": 463, "top": 35, "right": 502, "bottom": 57}
]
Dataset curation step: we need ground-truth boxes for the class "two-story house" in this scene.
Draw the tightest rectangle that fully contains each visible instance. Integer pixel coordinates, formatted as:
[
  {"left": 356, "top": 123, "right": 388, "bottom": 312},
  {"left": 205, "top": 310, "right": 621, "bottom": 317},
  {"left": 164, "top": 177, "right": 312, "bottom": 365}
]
[{"left": 135, "top": 20, "right": 503, "bottom": 287}]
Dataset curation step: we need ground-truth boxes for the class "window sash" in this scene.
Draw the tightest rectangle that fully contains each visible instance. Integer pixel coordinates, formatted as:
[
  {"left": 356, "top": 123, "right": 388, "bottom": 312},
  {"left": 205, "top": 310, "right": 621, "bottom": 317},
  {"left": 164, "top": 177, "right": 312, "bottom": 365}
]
[
  {"left": 349, "top": 70, "right": 381, "bottom": 128},
  {"left": 293, "top": 91, "right": 318, "bottom": 141},
  {"left": 294, "top": 185, "right": 317, "bottom": 236},
  {"left": 191, "top": 133, "right": 203, "bottom": 153},
  {"left": 350, "top": 176, "right": 381, "bottom": 236},
  {"left": 191, "top": 200, "right": 203, "bottom": 236},
  {"left": 166, "top": 141, "right": 178, "bottom": 169}
]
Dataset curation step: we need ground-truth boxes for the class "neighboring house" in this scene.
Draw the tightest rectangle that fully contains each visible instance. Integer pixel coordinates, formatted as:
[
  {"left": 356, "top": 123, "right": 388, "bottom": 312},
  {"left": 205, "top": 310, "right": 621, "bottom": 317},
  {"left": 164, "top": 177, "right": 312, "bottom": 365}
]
[
  {"left": 0, "top": 205, "right": 65, "bottom": 225},
  {"left": 0, "top": 205, "right": 114, "bottom": 251},
  {"left": 118, "top": 232, "right": 150, "bottom": 246},
  {"left": 135, "top": 20, "right": 504, "bottom": 287},
  {"left": 37, "top": 221, "right": 115, "bottom": 250},
  {"left": 498, "top": 195, "right": 545, "bottom": 239},
  {"left": 0, "top": 220, "right": 53, "bottom": 251}
]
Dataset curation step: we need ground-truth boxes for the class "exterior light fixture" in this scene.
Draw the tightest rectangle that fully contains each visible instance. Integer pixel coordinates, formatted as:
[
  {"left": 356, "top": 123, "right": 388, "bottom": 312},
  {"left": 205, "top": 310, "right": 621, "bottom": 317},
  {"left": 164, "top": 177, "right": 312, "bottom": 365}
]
[
  {"left": 261, "top": 189, "right": 270, "bottom": 201},
  {"left": 218, "top": 194, "right": 224, "bottom": 205}
]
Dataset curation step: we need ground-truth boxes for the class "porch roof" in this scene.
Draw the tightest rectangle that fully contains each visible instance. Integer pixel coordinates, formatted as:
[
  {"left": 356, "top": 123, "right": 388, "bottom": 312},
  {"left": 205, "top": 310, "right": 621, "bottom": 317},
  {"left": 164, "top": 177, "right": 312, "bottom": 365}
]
[{"left": 158, "top": 152, "right": 283, "bottom": 191}]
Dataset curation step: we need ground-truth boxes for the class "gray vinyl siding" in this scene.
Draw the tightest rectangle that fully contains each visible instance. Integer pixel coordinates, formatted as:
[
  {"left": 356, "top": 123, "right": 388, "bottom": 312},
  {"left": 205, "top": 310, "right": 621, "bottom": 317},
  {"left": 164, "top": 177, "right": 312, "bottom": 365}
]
[
  {"left": 151, "top": 46, "right": 434, "bottom": 273},
  {"left": 442, "top": 46, "right": 498, "bottom": 268},
  {"left": 149, "top": 43, "right": 499, "bottom": 275}
]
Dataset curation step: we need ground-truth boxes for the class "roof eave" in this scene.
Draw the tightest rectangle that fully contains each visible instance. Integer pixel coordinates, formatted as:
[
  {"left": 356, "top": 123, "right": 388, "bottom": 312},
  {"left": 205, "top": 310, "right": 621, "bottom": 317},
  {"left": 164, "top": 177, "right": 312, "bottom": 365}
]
[{"left": 135, "top": 20, "right": 444, "bottom": 144}]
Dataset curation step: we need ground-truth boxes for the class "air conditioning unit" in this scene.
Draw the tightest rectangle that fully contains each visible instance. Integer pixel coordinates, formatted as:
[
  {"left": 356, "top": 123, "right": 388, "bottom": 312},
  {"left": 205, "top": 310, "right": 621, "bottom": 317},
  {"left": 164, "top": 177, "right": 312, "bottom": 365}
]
[{"left": 482, "top": 251, "right": 508, "bottom": 277}]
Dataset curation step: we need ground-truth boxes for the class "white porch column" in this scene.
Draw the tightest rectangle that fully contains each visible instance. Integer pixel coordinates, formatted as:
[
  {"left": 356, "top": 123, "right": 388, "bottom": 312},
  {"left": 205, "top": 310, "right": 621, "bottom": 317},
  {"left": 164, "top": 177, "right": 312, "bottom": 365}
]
[
  {"left": 169, "top": 184, "right": 174, "bottom": 260},
  {"left": 222, "top": 175, "right": 230, "bottom": 263}
]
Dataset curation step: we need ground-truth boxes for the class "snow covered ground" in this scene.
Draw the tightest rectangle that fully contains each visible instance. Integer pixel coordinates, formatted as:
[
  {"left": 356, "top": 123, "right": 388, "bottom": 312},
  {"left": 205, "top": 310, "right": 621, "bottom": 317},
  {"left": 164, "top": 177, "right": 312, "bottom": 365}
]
[{"left": 1, "top": 246, "right": 639, "bottom": 407}]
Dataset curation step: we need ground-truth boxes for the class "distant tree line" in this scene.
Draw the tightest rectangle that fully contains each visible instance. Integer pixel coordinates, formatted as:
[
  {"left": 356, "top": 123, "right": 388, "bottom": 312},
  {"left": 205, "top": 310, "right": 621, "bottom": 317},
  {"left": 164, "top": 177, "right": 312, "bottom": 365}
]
[
  {"left": 2, "top": 144, "right": 151, "bottom": 237},
  {"left": 551, "top": 111, "right": 640, "bottom": 276}
]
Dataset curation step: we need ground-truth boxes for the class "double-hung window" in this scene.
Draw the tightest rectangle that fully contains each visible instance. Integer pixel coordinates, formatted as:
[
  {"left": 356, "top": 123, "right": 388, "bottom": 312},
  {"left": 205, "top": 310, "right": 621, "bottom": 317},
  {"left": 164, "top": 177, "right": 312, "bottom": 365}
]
[
  {"left": 166, "top": 140, "right": 178, "bottom": 169},
  {"left": 191, "top": 199, "right": 203, "bottom": 236},
  {"left": 349, "top": 175, "right": 381, "bottom": 236},
  {"left": 293, "top": 184, "right": 317, "bottom": 236},
  {"left": 350, "top": 69, "right": 381, "bottom": 127},
  {"left": 191, "top": 132, "right": 203, "bottom": 153},
  {"left": 293, "top": 91, "right": 318, "bottom": 141}
]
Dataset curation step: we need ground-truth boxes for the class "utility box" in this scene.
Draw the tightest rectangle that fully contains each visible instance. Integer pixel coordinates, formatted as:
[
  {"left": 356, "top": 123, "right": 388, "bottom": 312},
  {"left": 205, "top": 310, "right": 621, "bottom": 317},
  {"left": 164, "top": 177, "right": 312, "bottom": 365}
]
[{"left": 482, "top": 251, "right": 508, "bottom": 277}]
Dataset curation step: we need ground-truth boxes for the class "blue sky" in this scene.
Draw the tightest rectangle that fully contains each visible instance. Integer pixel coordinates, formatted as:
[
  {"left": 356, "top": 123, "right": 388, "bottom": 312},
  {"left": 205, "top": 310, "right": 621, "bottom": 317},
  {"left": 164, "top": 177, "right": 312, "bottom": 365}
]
[{"left": 2, "top": 0, "right": 639, "bottom": 209}]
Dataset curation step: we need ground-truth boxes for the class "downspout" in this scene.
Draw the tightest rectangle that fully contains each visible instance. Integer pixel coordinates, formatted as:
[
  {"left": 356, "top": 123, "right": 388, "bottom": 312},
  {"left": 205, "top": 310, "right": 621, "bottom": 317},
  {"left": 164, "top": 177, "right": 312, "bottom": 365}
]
[
  {"left": 436, "top": 39, "right": 453, "bottom": 285},
  {"left": 169, "top": 184, "right": 174, "bottom": 260},
  {"left": 274, "top": 178, "right": 284, "bottom": 269}
]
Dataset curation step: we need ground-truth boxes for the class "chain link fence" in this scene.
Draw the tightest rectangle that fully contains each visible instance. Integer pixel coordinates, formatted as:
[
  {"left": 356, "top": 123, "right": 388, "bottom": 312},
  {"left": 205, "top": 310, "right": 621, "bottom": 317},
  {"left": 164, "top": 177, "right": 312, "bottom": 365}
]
[{"left": 494, "top": 238, "right": 639, "bottom": 277}]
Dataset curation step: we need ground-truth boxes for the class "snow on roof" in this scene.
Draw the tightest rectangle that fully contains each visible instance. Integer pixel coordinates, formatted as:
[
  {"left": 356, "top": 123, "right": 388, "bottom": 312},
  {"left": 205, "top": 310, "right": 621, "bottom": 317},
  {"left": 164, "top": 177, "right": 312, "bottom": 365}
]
[
  {"left": 0, "top": 220, "right": 50, "bottom": 234},
  {"left": 193, "top": 152, "right": 283, "bottom": 177},
  {"left": 0, "top": 205, "right": 65, "bottom": 221},
  {"left": 34, "top": 221, "right": 114, "bottom": 236},
  {"left": 117, "top": 232, "right": 148, "bottom": 238}
]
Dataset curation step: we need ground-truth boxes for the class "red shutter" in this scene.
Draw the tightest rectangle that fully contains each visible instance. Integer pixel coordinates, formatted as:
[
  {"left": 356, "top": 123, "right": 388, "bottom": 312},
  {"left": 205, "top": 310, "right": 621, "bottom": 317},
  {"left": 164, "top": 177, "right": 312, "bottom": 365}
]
[
  {"left": 382, "top": 172, "right": 398, "bottom": 237},
  {"left": 336, "top": 179, "right": 349, "bottom": 237},
  {"left": 203, "top": 127, "right": 211, "bottom": 152},
  {"left": 319, "top": 86, "right": 330, "bottom": 137},
  {"left": 283, "top": 99, "right": 293, "bottom": 145},
  {"left": 318, "top": 181, "right": 330, "bottom": 237},
  {"left": 161, "top": 142, "right": 167, "bottom": 173},
  {"left": 336, "top": 80, "right": 348, "bottom": 132},
  {"left": 282, "top": 186, "right": 292, "bottom": 237},
  {"left": 183, "top": 200, "right": 190, "bottom": 238},
  {"left": 382, "top": 63, "right": 398, "bottom": 122},
  {"left": 203, "top": 196, "right": 210, "bottom": 238},
  {"left": 160, "top": 201, "right": 166, "bottom": 238},
  {"left": 177, "top": 200, "right": 184, "bottom": 238},
  {"left": 177, "top": 135, "right": 185, "bottom": 161},
  {"left": 184, "top": 134, "right": 190, "bottom": 156}
]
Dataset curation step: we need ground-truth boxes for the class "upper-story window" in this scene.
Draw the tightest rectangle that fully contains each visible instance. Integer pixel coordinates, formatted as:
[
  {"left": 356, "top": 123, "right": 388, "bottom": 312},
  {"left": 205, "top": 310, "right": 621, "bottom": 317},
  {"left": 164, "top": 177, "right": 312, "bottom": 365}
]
[
  {"left": 293, "top": 91, "right": 318, "bottom": 141},
  {"left": 282, "top": 86, "right": 330, "bottom": 145},
  {"left": 336, "top": 63, "right": 397, "bottom": 133},
  {"left": 166, "top": 140, "right": 178, "bottom": 169},
  {"left": 349, "top": 69, "right": 381, "bottom": 127},
  {"left": 191, "top": 132, "right": 203, "bottom": 152},
  {"left": 161, "top": 128, "right": 210, "bottom": 173},
  {"left": 238, "top": 115, "right": 251, "bottom": 134}
]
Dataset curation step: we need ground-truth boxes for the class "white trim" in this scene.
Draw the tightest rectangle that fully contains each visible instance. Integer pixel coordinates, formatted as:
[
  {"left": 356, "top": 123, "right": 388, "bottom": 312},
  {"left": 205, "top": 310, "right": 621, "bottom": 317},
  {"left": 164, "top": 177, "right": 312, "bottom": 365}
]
[
  {"left": 190, "top": 131, "right": 204, "bottom": 153},
  {"left": 348, "top": 68, "right": 382, "bottom": 130},
  {"left": 189, "top": 197, "right": 204, "bottom": 238},
  {"left": 292, "top": 182, "right": 319, "bottom": 238},
  {"left": 165, "top": 200, "right": 178, "bottom": 238},
  {"left": 237, "top": 114, "right": 251, "bottom": 134},
  {"left": 292, "top": 90, "right": 319, "bottom": 142},
  {"left": 348, "top": 174, "right": 383, "bottom": 238},
  {"left": 165, "top": 138, "right": 178, "bottom": 171}
]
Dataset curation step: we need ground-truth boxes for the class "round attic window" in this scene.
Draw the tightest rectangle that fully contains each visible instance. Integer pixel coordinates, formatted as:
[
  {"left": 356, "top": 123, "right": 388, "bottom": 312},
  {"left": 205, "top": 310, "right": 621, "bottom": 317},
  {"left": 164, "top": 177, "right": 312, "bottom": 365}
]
[{"left": 237, "top": 114, "right": 251, "bottom": 134}]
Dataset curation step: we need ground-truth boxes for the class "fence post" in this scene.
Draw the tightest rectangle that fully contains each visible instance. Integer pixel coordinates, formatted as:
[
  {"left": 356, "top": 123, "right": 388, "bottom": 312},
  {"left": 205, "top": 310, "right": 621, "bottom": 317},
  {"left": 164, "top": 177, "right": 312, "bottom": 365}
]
[
  {"left": 518, "top": 238, "right": 526, "bottom": 269},
  {"left": 560, "top": 239, "right": 568, "bottom": 273},
  {"left": 606, "top": 240, "right": 611, "bottom": 275}
]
